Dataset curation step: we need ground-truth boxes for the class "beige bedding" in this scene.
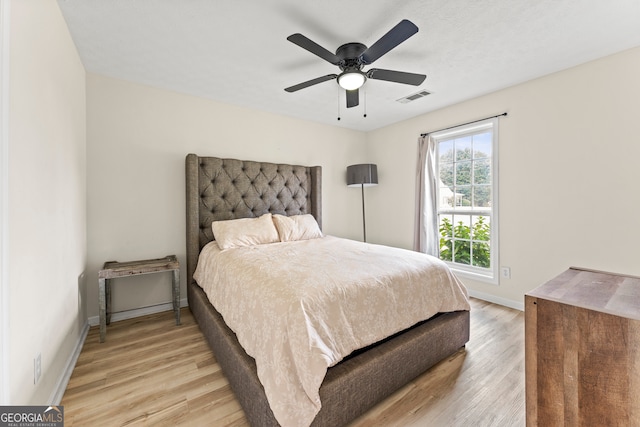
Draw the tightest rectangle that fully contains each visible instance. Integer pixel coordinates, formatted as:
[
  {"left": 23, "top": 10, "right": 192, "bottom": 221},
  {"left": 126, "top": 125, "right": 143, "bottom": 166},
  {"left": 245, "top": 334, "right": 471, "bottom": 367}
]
[{"left": 193, "top": 235, "right": 470, "bottom": 427}]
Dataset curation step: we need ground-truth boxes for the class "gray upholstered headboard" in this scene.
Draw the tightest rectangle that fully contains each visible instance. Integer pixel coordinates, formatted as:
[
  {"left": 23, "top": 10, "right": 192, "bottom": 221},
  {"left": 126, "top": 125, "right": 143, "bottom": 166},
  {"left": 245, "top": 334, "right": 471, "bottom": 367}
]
[{"left": 185, "top": 154, "right": 322, "bottom": 285}]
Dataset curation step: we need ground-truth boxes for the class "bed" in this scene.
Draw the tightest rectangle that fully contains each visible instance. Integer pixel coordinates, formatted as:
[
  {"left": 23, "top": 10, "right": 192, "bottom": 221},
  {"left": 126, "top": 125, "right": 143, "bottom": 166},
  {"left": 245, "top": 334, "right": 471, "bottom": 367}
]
[{"left": 185, "top": 154, "right": 470, "bottom": 427}]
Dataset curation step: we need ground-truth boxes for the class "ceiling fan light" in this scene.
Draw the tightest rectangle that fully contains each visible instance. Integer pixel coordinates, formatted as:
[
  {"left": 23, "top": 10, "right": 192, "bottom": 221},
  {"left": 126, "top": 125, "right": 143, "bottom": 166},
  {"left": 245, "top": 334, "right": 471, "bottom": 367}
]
[{"left": 338, "top": 72, "right": 366, "bottom": 90}]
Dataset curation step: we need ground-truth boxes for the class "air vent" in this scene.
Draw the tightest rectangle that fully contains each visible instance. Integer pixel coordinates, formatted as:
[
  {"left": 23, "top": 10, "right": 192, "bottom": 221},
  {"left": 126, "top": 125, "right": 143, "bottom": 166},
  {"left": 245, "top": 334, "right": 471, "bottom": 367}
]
[{"left": 397, "top": 90, "right": 431, "bottom": 104}]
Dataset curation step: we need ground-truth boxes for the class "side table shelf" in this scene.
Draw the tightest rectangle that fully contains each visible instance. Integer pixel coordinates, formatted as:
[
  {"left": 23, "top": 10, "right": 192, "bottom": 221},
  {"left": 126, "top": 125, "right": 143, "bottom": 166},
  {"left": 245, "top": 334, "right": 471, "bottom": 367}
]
[{"left": 98, "top": 255, "right": 180, "bottom": 343}]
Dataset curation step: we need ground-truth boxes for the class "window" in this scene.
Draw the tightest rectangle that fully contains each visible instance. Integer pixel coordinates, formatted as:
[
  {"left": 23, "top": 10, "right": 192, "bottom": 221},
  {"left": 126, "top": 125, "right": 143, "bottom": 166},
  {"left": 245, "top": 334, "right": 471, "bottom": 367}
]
[{"left": 432, "top": 119, "right": 499, "bottom": 283}]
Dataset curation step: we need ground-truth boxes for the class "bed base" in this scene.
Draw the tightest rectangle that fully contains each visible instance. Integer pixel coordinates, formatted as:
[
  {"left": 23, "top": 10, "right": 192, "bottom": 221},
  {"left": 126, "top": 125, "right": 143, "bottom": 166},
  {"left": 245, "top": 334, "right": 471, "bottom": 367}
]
[{"left": 188, "top": 280, "right": 469, "bottom": 427}]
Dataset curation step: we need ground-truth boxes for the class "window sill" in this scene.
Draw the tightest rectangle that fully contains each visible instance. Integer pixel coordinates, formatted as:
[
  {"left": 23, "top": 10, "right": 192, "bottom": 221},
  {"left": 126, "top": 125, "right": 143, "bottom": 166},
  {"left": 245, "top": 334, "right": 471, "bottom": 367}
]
[{"left": 448, "top": 266, "right": 498, "bottom": 285}]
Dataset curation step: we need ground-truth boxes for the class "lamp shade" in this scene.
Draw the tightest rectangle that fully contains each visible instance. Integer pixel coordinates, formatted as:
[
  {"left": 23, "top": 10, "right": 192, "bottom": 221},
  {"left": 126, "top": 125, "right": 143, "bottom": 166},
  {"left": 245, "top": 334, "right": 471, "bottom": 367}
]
[{"left": 347, "top": 164, "right": 378, "bottom": 187}]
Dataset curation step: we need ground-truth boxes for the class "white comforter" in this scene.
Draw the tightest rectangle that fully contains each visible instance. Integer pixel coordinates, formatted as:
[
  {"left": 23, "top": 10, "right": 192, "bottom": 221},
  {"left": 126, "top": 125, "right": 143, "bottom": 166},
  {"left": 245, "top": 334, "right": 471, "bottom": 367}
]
[{"left": 193, "top": 235, "right": 470, "bottom": 427}]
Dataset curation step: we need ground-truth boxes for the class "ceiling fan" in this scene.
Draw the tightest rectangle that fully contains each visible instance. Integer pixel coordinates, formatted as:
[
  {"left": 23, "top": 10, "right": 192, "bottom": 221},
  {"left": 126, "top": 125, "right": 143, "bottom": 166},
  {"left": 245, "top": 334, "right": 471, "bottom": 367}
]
[{"left": 284, "top": 19, "right": 426, "bottom": 108}]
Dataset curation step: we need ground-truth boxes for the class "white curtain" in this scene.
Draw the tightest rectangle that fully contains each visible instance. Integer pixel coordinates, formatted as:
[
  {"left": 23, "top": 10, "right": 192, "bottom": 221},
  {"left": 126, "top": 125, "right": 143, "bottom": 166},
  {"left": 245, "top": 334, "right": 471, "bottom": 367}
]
[{"left": 414, "top": 135, "right": 439, "bottom": 256}]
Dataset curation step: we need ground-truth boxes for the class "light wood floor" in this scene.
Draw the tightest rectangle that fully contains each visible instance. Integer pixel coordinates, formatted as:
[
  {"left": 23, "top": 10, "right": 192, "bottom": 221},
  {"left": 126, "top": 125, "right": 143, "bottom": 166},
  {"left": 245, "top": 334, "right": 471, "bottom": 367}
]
[{"left": 61, "top": 298, "right": 525, "bottom": 426}]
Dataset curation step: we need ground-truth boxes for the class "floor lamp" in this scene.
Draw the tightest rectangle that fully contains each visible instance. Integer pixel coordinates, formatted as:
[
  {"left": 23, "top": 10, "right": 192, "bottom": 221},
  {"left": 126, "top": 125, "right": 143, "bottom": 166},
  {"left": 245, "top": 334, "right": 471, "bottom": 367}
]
[{"left": 347, "top": 164, "right": 378, "bottom": 242}]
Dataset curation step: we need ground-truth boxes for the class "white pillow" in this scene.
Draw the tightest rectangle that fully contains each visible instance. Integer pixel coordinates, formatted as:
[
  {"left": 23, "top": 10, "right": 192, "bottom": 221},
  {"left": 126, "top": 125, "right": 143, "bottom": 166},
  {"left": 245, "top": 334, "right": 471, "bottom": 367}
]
[
  {"left": 272, "top": 214, "right": 323, "bottom": 242},
  {"left": 212, "top": 213, "right": 279, "bottom": 250}
]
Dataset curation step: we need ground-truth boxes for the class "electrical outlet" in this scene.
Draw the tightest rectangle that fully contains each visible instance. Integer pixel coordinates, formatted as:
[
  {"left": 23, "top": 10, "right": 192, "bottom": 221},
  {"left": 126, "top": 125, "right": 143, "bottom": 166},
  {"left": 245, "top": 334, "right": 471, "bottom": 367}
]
[
  {"left": 500, "top": 267, "right": 511, "bottom": 279},
  {"left": 34, "top": 353, "right": 41, "bottom": 384}
]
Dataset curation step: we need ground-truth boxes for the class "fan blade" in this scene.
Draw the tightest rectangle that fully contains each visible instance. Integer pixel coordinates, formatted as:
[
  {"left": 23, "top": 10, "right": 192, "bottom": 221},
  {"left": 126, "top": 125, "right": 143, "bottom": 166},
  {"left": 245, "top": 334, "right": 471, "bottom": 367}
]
[
  {"left": 287, "top": 34, "right": 341, "bottom": 65},
  {"left": 346, "top": 89, "right": 359, "bottom": 108},
  {"left": 361, "top": 20, "right": 419, "bottom": 65},
  {"left": 367, "top": 68, "right": 426, "bottom": 86},
  {"left": 285, "top": 74, "right": 337, "bottom": 92}
]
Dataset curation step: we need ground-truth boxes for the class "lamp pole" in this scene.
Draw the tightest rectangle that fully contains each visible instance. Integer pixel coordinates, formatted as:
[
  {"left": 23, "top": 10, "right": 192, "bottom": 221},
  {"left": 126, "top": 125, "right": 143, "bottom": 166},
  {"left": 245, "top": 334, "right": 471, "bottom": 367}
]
[
  {"left": 346, "top": 163, "right": 377, "bottom": 243},
  {"left": 361, "top": 182, "right": 367, "bottom": 242}
]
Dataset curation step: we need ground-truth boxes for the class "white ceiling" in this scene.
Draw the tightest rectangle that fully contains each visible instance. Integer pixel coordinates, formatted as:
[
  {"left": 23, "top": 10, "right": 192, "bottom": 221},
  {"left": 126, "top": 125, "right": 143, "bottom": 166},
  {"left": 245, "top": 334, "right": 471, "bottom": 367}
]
[{"left": 57, "top": 0, "right": 640, "bottom": 132}]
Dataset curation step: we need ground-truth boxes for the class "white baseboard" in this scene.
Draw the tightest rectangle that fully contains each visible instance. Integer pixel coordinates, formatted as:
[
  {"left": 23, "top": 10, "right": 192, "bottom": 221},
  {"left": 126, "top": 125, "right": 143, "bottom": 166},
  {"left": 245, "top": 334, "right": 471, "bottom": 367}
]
[
  {"left": 88, "top": 298, "right": 189, "bottom": 327},
  {"left": 49, "top": 320, "right": 89, "bottom": 405},
  {"left": 468, "top": 289, "right": 524, "bottom": 311}
]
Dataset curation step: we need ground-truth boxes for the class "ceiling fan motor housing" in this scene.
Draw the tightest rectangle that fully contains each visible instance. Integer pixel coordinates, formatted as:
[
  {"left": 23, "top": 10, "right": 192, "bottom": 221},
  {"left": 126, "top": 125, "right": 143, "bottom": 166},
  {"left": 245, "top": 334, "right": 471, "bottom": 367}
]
[{"left": 336, "top": 42, "right": 367, "bottom": 71}]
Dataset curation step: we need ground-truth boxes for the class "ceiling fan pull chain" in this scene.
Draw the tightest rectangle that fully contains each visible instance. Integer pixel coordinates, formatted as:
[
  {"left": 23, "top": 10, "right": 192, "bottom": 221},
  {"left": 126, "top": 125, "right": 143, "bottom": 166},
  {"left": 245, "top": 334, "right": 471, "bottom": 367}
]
[
  {"left": 337, "top": 88, "right": 341, "bottom": 121},
  {"left": 363, "top": 89, "right": 367, "bottom": 118}
]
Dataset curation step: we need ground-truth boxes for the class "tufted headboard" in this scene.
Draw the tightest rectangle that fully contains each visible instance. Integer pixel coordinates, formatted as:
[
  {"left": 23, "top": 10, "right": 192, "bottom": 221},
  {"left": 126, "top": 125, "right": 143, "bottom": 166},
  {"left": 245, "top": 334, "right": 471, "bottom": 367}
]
[{"left": 185, "top": 154, "right": 322, "bottom": 285}]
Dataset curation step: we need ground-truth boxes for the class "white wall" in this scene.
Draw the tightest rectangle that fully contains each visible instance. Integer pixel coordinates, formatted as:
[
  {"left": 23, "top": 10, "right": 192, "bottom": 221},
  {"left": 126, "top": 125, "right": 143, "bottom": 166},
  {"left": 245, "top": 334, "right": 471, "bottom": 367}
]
[
  {"left": 367, "top": 46, "right": 640, "bottom": 308},
  {"left": 86, "top": 74, "right": 366, "bottom": 319},
  {"left": 0, "top": 0, "right": 10, "bottom": 405},
  {"left": 8, "top": 0, "right": 86, "bottom": 404}
]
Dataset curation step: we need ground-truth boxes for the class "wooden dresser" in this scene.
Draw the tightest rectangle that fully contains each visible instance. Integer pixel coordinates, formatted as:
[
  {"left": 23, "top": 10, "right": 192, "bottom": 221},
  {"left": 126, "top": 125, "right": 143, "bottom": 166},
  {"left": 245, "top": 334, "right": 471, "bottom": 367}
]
[{"left": 525, "top": 267, "right": 640, "bottom": 426}]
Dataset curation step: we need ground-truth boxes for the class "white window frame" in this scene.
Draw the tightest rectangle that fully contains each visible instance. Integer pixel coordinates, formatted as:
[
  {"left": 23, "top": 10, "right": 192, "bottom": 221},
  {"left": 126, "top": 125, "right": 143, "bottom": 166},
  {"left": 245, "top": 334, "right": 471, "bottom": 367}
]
[{"left": 431, "top": 118, "right": 499, "bottom": 284}]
